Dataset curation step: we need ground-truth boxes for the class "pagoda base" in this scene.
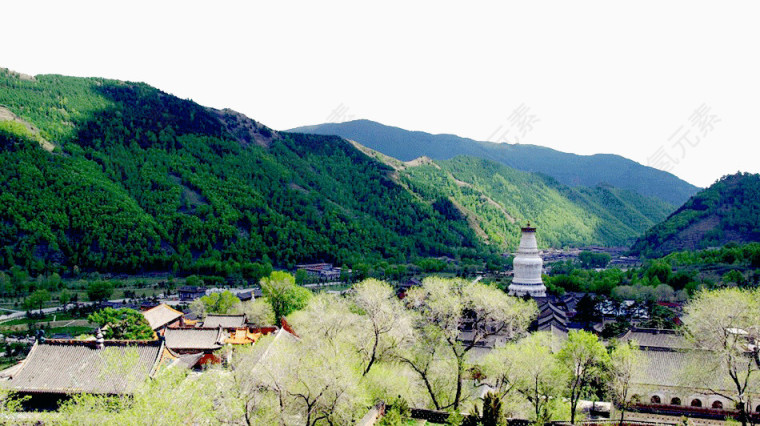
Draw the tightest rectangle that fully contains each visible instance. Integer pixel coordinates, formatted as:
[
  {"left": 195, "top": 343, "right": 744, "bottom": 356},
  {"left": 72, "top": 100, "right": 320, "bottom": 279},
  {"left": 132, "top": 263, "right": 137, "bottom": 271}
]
[{"left": 507, "top": 283, "right": 546, "bottom": 298}]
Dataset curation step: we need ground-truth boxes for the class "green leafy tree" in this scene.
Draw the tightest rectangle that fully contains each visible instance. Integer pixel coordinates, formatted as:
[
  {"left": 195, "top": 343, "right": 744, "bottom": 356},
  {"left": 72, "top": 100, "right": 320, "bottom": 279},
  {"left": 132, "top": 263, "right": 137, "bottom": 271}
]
[
  {"left": 573, "top": 294, "right": 600, "bottom": 326},
  {"left": 48, "top": 273, "right": 62, "bottom": 290},
  {"left": 190, "top": 291, "right": 241, "bottom": 316},
  {"left": 294, "top": 269, "right": 308, "bottom": 285},
  {"left": 645, "top": 261, "right": 672, "bottom": 283},
  {"left": 557, "top": 330, "right": 610, "bottom": 424},
  {"left": 87, "top": 281, "right": 114, "bottom": 303},
  {"left": 723, "top": 269, "right": 746, "bottom": 286},
  {"left": 579, "top": 251, "right": 611, "bottom": 269},
  {"left": 58, "top": 289, "right": 72, "bottom": 307},
  {"left": 260, "top": 271, "right": 312, "bottom": 322},
  {"left": 87, "top": 307, "right": 154, "bottom": 340},
  {"left": 185, "top": 275, "right": 203, "bottom": 287},
  {"left": 481, "top": 392, "right": 503, "bottom": 426},
  {"left": 25, "top": 289, "right": 51, "bottom": 314}
]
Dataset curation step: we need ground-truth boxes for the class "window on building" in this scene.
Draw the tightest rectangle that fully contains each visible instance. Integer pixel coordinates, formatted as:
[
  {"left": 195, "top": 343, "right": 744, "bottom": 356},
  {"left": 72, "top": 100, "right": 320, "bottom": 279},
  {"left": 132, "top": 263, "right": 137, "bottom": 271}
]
[
  {"left": 691, "top": 399, "right": 702, "bottom": 407},
  {"left": 671, "top": 397, "right": 681, "bottom": 405},
  {"left": 712, "top": 401, "right": 723, "bottom": 409},
  {"left": 651, "top": 395, "right": 661, "bottom": 404}
]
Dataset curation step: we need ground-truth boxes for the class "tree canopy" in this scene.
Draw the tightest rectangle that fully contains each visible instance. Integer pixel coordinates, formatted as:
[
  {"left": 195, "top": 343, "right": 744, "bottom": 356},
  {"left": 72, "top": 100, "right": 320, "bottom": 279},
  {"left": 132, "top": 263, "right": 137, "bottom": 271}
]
[
  {"left": 87, "top": 307, "right": 154, "bottom": 340},
  {"left": 260, "top": 271, "right": 311, "bottom": 322}
]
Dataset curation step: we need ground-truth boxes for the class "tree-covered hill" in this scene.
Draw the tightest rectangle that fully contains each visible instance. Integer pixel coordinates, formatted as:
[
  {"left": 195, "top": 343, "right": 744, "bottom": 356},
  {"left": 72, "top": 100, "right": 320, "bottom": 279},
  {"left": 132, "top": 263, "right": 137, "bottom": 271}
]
[
  {"left": 0, "top": 68, "right": 490, "bottom": 275},
  {"left": 290, "top": 119, "right": 699, "bottom": 206},
  {"left": 630, "top": 173, "right": 760, "bottom": 258},
  {"left": 390, "top": 155, "right": 674, "bottom": 249}
]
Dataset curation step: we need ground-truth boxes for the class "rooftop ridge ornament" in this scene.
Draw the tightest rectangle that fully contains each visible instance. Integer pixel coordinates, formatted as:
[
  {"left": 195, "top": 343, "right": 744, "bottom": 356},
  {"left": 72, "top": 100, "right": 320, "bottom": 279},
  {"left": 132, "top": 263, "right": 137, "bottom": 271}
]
[
  {"left": 508, "top": 222, "right": 546, "bottom": 298},
  {"left": 95, "top": 327, "right": 104, "bottom": 349}
]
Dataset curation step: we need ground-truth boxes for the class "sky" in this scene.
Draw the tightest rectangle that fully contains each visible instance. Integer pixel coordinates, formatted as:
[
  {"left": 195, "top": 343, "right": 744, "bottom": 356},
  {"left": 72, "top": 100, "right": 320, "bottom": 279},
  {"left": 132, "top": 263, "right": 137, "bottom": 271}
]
[{"left": 3, "top": 1, "right": 759, "bottom": 187}]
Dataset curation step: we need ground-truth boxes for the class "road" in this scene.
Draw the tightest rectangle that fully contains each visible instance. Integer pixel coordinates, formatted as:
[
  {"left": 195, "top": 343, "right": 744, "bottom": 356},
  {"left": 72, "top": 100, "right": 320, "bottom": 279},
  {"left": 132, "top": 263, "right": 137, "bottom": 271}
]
[
  {"left": 0, "top": 287, "right": 254, "bottom": 322},
  {"left": 0, "top": 303, "right": 91, "bottom": 322}
]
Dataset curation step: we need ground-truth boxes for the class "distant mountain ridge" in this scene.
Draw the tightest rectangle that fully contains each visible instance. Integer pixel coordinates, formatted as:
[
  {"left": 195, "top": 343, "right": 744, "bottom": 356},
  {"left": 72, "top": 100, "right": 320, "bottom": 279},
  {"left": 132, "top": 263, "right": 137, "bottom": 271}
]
[
  {"left": 630, "top": 173, "right": 760, "bottom": 257},
  {"left": 289, "top": 119, "right": 699, "bottom": 205},
  {"left": 353, "top": 146, "right": 674, "bottom": 249}
]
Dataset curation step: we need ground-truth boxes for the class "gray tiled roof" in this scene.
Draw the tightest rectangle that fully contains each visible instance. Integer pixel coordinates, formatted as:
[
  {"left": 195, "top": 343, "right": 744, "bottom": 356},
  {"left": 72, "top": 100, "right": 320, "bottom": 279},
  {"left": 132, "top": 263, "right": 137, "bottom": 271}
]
[
  {"left": 632, "top": 349, "right": 729, "bottom": 391},
  {"left": 633, "top": 349, "right": 691, "bottom": 388},
  {"left": 5, "top": 340, "right": 163, "bottom": 395},
  {"left": 170, "top": 352, "right": 205, "bottom": 369},
  {"left": 202, "top": 314, "right": 246, "bottom": 329},
  {"left": 142, "top": 304, "right": 184, "bottom": 330},
  {"left": 164, "top": 328, "right": 226, "bottom": 351},
  {"left": 538, "top": 302, "right": 567, "bottom": 320},
  {"left": 619, "top": 328, "right": 690, "bottom": 350}
]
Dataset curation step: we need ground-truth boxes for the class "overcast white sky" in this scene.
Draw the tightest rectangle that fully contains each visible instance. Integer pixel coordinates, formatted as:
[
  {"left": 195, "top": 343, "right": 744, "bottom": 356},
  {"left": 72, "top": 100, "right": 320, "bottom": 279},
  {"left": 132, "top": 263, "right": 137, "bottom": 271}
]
[{"left": 4, "top": 1, "right": 759, "bottom": 187}]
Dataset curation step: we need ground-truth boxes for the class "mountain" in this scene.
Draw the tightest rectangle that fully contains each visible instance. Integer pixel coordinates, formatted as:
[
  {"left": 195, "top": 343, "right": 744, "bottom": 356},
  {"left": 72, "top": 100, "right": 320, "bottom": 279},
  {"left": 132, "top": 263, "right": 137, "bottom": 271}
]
[
  {"left": 0, "top": 68, "right": 491, "bottom": 275},
  {"left": 289, "top": 120, "right": 699, "bottom": 206},
  {"left": 630, "top": 173, "right": 760, "bottom": 257},
  {"left": 352, "top": 146, "right": 674, "bottom": 249},
  {"left": 0, "top": 68, "right": 683, "bottom": 277}
]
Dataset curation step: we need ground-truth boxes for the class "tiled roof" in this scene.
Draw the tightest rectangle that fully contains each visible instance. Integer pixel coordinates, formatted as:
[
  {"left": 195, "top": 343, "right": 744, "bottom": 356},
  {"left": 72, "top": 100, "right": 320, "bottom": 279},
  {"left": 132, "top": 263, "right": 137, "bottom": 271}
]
[
  {"left": 142, "top": 304, "right": 184, "bottom": 330},
  {"left": 163, "top": 328, "right": 226, "bottom": 351},
  {"left": 538, "top": 302, "right": 567, "bottom": 320},
  {"left": 236, "top": 291, "right": 253, "bottom": 301},
  {"left": 202, "top": 314, "right": 246, "bottom": 329},
  {"left": 154, "top": 347, "right": 205, "bottom": 370},
  {"left": 226, "top": 328, "right": 263, "bottom": 345},
  {"left": 632, "top": 349, "right": 728, "bottom": 391},
  {"left": 619, "top": 328, "right": 690, "bottom": 350},
  {"left": 5, "top": 340, "right": 163, "bottom": 395},
  {"left": 250, "top": 328, "right": 300, "bottom": 370},
  {"left": 179, "top": 286, "right": 207, "bottom": 292},
  {"left": 0, "top": 361, "right": 25, "bottom": 380},
  {"left": 633, "top": 350, "right": 689, "bottom": 388},
  {"left": 538, "top": 316, "right": 568, "bottom": 333}
]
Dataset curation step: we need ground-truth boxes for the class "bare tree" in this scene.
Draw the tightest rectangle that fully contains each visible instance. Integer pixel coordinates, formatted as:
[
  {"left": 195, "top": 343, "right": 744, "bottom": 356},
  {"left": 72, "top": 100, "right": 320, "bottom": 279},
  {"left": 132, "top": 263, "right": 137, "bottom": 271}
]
[
  {"left": 350, "top": 279, "right": 413, "bottom": 376},
  {"left": 402, "top": 277, "right": 536, "bottom": 410}
]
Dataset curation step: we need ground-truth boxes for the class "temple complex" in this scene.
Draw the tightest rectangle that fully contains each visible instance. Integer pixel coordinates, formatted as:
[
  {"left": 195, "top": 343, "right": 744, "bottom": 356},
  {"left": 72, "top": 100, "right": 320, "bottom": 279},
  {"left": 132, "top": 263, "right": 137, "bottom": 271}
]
[{"left": 508, "top": 222, "right": 547, "bottom": 297}]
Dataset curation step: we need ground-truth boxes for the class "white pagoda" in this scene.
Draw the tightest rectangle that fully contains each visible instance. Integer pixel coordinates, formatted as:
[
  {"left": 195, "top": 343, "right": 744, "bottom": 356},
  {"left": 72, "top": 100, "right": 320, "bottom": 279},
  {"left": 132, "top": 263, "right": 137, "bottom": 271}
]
[{"left": 508, "top": 222, "right": 546, "bottom": 298}]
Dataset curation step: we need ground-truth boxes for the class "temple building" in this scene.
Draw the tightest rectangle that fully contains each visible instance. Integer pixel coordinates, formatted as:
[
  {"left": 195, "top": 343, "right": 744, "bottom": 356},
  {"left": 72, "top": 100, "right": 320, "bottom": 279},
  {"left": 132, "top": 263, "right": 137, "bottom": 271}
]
[{"left": 508, "top": 222, "right": 547, "bottom": 298}]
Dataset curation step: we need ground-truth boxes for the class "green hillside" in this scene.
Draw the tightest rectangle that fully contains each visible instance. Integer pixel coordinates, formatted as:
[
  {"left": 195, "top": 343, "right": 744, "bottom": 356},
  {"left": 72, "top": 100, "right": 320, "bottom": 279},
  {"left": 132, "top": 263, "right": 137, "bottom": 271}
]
[
  {"left": 0, "top": 69, "right": 488, "bottom": 275},
  {"left": 630, "top": 173, "right": 760, "bottom": 257},
  {"left": 393, "top": 156, "right": 674, "bottom": 249},
  {"left": 290, "top": 119, "right": 700, "bottom": 205}
]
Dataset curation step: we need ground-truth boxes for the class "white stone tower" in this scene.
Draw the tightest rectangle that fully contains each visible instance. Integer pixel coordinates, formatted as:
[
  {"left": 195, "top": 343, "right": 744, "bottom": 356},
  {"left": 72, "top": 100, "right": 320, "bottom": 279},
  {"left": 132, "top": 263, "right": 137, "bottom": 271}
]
[{"left": 508, "top": 222, "right": 546, "bottom": 298}]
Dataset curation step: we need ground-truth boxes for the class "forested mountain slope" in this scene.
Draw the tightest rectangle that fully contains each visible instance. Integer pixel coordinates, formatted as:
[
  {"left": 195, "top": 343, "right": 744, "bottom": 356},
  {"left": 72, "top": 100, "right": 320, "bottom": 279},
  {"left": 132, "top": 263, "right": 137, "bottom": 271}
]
[
  {"left": 354, "top": 150, "right": 674, "bottom": 249},
  {"left": 630, "top": 173, "right": 760, "bottom": 257},
  {"left": 0, "top": 69, "right": 488, "bottom": 275},
  {"left": 290, "top": 119, "right": 699, "bottom": 205}
]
